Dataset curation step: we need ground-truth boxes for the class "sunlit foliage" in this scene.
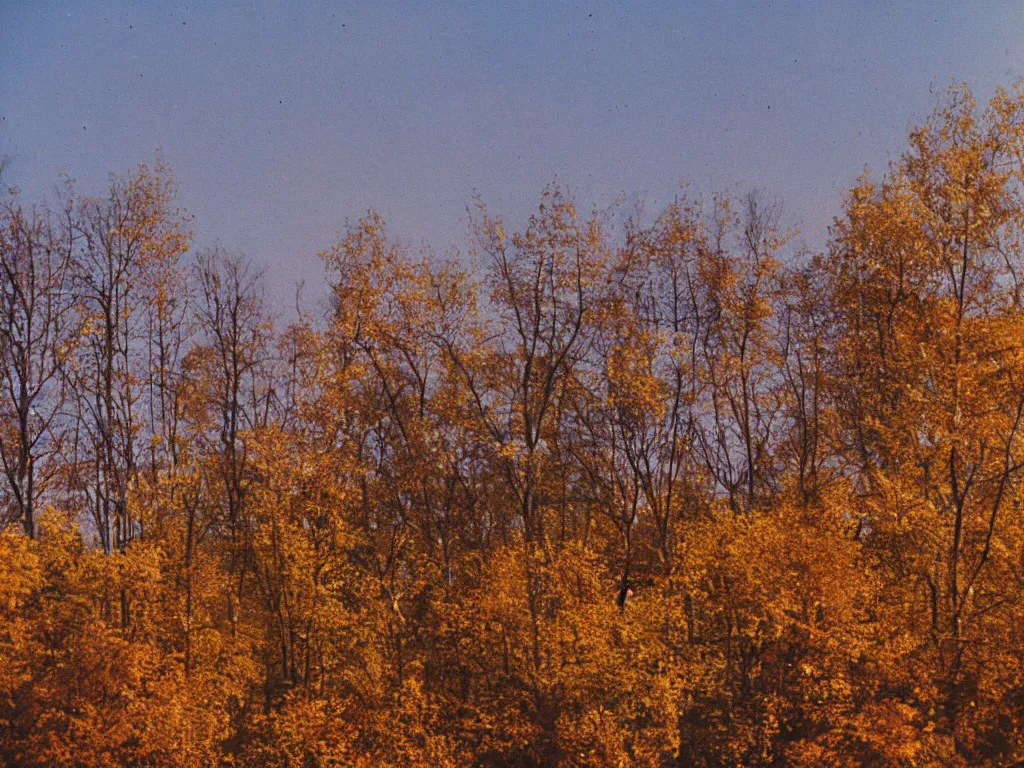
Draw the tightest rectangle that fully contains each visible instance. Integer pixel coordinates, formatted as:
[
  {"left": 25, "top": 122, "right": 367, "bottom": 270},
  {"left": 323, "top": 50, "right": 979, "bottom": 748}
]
[{"left": 3, "top": 83, "right": 1024, "bottom": 766}]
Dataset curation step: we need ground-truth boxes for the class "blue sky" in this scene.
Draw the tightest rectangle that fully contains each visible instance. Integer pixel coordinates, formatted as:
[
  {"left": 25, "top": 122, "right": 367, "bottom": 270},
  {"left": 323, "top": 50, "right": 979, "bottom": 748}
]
[{"left": 3, "top": 1, "right": 1023, "bottom": 306}]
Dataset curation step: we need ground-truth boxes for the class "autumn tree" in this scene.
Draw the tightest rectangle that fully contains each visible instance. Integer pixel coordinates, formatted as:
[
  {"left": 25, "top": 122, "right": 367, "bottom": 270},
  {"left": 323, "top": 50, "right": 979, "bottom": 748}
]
[
  {"left": 70, "top": 161, "right": 191, "bottom": 554},
  {"left": 186, "top": 247, "right": 275, "bottom": 644},
  {"left": 827, "top": 82, "right": 1024, "bottom": 762},
  {"left": 5, "top": 82, "right": 1024, "bottom": 768},
  {"left": 0, "top": 189, "right": 79, "bottom": 536}
]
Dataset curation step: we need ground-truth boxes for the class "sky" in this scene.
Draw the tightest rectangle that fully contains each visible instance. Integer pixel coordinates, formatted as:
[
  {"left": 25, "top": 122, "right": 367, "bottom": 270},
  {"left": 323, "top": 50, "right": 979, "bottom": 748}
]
[{"left": 3, "top": 1, "right": 1024, "bottom": 308}]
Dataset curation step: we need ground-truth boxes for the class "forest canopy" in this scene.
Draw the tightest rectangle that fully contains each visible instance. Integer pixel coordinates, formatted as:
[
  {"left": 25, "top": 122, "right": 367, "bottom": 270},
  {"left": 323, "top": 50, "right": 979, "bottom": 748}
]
[{"left": 3, "top": 83, "right": 1024, "bottom": 766}]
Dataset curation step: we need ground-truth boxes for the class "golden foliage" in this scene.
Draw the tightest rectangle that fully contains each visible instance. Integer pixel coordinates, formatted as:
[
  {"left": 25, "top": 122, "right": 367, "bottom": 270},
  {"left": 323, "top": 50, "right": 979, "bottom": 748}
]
[{"left": 3, "top": 83, "right": 1024, "bottom": 766}]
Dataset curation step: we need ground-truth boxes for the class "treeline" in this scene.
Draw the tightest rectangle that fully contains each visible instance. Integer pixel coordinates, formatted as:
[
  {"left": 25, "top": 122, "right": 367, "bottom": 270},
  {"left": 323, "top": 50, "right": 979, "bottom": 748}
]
[{"left": 2, "top": 84, "right": 1024, "bottom": 766}]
